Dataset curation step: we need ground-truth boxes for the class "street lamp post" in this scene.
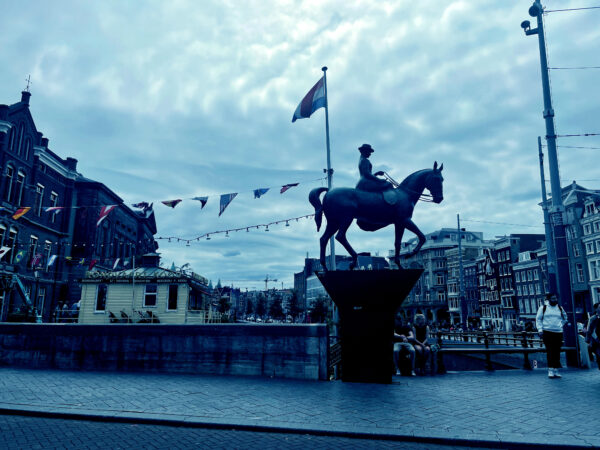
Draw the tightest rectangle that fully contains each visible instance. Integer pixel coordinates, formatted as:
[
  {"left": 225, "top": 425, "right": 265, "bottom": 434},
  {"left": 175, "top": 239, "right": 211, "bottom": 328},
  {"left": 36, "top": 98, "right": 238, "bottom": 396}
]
[{"left": 522, "top": 1, "right": 578, "bottom": 366}]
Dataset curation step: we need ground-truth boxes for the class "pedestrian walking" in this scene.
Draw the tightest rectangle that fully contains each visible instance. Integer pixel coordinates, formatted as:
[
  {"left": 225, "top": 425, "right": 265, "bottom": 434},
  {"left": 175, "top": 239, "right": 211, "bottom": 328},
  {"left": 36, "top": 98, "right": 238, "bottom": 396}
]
[
  {"left": 536, "top": 293, "right": 568, "bottom": 378},
  {"left": 586, "top": 302, "right": 600, "bottom": 369}
]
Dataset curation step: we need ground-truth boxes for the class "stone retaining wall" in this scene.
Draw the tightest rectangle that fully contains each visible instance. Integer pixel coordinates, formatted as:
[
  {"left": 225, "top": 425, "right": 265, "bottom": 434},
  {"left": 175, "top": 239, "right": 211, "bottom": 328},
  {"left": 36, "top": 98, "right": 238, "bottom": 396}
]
[{"left": 0, "top": 323, "right": 329, "bottom": 380}]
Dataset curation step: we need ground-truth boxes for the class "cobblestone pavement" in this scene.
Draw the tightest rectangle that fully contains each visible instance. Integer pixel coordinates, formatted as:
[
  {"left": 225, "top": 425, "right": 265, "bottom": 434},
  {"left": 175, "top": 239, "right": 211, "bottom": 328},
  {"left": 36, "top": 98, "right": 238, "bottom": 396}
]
[
  {"left": 0, "top": 415, "right": 486, "bottom": 450},
  {"left": 1, "top": 367, "right": 599, "bottom": 448}
]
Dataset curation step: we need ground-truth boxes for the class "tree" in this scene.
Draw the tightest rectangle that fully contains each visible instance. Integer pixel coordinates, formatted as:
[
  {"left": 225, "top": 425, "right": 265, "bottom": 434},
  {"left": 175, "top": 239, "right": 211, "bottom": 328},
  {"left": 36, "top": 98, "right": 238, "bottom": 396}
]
[
  {"left": 246, "top": 297, "right": 254, "bottom": 316},
  {"left": 218, "top": 295, "right": 230, "bottom": 314},
  {"left": 311, "top": 295, "right": 329, "bottom": 323},
  {"left": 256, "top": 294, "right": 266, "bottom": 318},
  {"left": 287, "top": 290, "right": 302, "bottom": 322},
  {"left": 269, "top": 296, "right": 284, "bottom": 320}
]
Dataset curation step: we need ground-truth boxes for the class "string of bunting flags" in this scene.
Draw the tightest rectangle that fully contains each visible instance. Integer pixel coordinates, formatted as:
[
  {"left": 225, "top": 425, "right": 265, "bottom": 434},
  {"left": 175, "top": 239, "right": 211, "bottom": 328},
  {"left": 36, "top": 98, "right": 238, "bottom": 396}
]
[{"left": 1, "top": 177, "right": 324, "bottom": 224}]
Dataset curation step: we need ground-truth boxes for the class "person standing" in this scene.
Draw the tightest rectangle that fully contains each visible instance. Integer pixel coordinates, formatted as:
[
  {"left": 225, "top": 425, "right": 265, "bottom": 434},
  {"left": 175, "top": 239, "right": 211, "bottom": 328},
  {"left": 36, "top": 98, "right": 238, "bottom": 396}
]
[{"left": 536, "top": 293, "right": 568, "bottom": 378}]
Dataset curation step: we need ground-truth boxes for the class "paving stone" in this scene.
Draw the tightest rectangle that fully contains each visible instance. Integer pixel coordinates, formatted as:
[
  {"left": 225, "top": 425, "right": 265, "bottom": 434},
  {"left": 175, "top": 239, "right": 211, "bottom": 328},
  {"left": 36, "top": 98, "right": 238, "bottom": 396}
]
[{"left": 0, "top": 367, "right": 599, "bottom": 447}]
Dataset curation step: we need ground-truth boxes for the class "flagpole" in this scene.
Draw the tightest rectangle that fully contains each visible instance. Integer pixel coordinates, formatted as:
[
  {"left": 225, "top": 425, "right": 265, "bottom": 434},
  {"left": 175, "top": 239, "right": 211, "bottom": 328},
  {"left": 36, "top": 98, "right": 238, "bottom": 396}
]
[{"left": 322, "top": 66, "right": 335, "bottom": 272}]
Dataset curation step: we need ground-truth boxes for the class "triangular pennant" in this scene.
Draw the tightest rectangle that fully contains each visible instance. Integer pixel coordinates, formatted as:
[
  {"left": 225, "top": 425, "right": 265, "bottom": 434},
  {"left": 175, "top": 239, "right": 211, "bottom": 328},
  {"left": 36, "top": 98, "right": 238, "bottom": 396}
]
[
  {"left": 191, "top": 196, "right": 208, "bottom": 209},
  {"left": 12, "top": 207, "right": 31, "bottom": 220},
  {"left": 97, "top": 205, "right": 117, "bottom": 227},
  {"left": 45, "top": 206, "right": 64, "bottom": 213},
  {"left": 219, "top": 193, "right": 238, "bottom": 216},
  {"left": 88, "top": 259, "right": 98, "bottom": 270},
  {"left": 112, "top": 258, "right": 120, "bottom": 270},
  {"left": 0, "top": 246, "right": 11, "bottom": 261},
  {"left": 280, "top": 183, "right": 299, "bottom": 194},
  {"left": 253, "top": 188, "right": 269, "bottom": 199},
  {"left": 162, "top": 199, "right": 182, "bottom": 208}
]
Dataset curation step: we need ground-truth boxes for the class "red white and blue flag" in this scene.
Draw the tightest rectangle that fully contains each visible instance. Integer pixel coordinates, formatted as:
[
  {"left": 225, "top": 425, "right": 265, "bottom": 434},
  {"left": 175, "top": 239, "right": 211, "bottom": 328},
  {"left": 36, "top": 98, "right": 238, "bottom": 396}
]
[
  {"left": 219, "top": 193, "right": 237, "bottom": 216},
  {"left": 292, "top": 76, "right": 326, "bottom": 122},
  {"left": 280, "top": 183, "right": 299, "bottom": 194}
]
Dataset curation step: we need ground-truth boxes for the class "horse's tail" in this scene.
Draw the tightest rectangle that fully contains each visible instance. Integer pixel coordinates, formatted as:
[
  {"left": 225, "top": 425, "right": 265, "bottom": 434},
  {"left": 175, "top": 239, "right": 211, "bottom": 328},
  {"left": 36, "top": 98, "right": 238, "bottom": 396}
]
[{"left": 308, "top": 187, "right": 328, "bottom": 231}]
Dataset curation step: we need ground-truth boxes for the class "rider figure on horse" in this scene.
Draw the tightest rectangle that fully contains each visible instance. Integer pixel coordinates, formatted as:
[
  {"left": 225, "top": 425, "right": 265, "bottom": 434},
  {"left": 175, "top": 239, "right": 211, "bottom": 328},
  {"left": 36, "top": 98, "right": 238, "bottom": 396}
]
[{"left": 355, "top": 144, "right": 394, "bottom": 193}]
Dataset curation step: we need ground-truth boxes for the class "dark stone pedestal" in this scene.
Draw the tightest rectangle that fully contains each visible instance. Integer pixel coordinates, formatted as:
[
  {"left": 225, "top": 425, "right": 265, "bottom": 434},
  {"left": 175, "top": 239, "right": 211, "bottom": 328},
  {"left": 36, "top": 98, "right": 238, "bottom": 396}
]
[{"left": 317, "top": 269, "right": 423, "bottom": 384}]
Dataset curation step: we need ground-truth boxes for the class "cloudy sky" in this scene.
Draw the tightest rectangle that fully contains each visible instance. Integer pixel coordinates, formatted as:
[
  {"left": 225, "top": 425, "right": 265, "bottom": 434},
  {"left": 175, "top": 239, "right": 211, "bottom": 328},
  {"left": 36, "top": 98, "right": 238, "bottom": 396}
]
[{"left": 2, "top": 1, "right": 599, "bottom": 290}]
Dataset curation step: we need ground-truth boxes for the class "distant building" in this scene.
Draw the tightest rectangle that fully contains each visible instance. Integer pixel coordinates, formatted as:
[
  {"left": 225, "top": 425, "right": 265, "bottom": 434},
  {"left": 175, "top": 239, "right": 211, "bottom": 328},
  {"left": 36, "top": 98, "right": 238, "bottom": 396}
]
[
  {"left": 393, "top": 228, "right": 490, "bottom": 326},
  {"left": 0, "top": 90, "right": 158, "bottom": 322},
  {"left": 513, "top": 250, "right": 545, "bottom": 326},
  {"left": 78, "top": 253, "right": 214, "bottom": 324}
]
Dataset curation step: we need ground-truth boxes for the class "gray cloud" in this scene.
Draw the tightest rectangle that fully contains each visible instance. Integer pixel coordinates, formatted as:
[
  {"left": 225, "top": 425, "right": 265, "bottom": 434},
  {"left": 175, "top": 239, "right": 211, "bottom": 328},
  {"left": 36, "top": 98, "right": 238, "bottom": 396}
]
[{"left": 2, "top": 0, "right": 599, "bottom": 289}]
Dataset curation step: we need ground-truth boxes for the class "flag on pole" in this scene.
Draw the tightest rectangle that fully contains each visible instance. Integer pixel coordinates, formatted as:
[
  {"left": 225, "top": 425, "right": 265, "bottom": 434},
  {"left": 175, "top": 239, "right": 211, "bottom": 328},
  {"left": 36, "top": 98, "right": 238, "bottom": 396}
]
[
  {"left": 162, "top": 199, "right": 182, "bottom": 208},
  {"left": 14, "top": 250, "right": 25, "bottom": 263},
  {"left": 97, "top": 205, "right": 117, "bottom": 227},
  {"left": 12, "top": 207, "right": 31, "bottom": 220},
  {"left": 30, "top": 253, "right": 42, "bottom": 268},
  {"left": 280, "top": 183, "right": 299, "bottom": 194},
  {"left": 191, "top": 196, "right": 208, "bottom": 208},
  {"left": 0, "top": 246, "right": 11, "bottom": 261},
  {"left": 219, "top": 193, "right": 238, "bottom": 216},
  {"left": 46, "top": 255, "right": 57, "bottom": 268},
  {"left": 292, "top": 76, "right": 326, "bottom": 122},
  {"left": 45, "top": 206, "right": 64, "bottom": 213},
  {"left": 112, "top": 258, "right": 120, "bottom": 270},
  {"left": 253, "top": 188, "right": 269, "bottom": 199}
]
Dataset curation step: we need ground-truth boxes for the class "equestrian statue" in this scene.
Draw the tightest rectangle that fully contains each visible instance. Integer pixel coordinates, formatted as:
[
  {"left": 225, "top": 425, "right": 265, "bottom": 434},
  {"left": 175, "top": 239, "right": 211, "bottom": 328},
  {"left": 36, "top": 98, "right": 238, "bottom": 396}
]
[{"left": 309, "top": 143, "right": 444, "bottom": 271}]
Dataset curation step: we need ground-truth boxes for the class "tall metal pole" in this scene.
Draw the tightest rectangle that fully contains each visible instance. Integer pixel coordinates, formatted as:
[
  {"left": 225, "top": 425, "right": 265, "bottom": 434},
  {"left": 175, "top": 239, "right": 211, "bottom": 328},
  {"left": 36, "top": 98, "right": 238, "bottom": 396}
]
[
  {"left": 538, "top": 136, "right": 557, "bottom": 293},
  {"left": 457, "top": 214, "right": 467, "bottom": 330},
  {"left": 322, "top": 66, "right": 336, "bottom": 272},
  {"left": 524, "top": 1, "right": 577, "bottom": 366}
]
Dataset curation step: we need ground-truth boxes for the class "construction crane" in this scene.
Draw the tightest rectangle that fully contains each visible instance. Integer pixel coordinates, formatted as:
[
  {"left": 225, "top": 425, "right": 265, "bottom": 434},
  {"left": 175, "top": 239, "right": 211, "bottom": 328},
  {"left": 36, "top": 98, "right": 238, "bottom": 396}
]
[{"left": 264, "top": 274, "right": 277, "bottom": 291}]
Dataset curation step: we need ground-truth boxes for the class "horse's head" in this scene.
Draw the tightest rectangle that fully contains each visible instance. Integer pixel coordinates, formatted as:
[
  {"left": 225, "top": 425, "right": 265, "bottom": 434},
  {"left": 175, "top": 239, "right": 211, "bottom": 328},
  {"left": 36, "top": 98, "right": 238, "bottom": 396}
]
[{"left": 427, "top": 161, "right": 444, "bottom": 203}]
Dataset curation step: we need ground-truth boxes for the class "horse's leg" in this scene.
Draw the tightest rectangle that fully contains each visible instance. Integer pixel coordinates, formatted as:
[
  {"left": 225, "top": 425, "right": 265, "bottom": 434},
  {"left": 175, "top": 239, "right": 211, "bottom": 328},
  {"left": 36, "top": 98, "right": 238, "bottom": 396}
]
[
  {"left": 319, "top": 220, "right": 338, "bottom": 271},
  {"left": 394, "top": 222, "right": 406, "bottom": 269},
  {"left": 335, "top": 217, "right": 358, "bottom": 270},
  {"left": 403, "top": 219, "right": 426, "bottom": 256}
]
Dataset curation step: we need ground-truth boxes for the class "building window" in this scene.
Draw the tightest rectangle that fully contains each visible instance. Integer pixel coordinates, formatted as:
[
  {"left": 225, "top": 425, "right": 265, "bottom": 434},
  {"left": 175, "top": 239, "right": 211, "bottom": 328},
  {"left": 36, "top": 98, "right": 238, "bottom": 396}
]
[
  {"left": 28, "top": 235, "right": 38, "bottom": 267},
  {"left": 96, "top": 284, "right": 108, "bottom": 311},
  {"left": 576, "top": 263, "right": 585, "bottom": 283},
  {"left": 436, "top": 274, "right": 444, "bottom": 285},
  {"left": 529, "top": 284, "right": 535, "bottom": 295},
  {"left": 589, "top": 261, "right": 600, "bottom": 282},
  {"left": 8, "top": 127, "right": 16, "bottom": 151},
  {"left": 50, "top": 192, "right": 59, "bottom": 223},
  {"left": 167, "top": 285, "right": 178, "bottom": 310},
  {"left": 596, "top": 240, "right": 600, "bottom": 254},
  {"left": 573, "top": 243, "right": 580, "bottom": 257},
  {"left": 437, "top": 292, "right": 446, "bottom": 302},
  {"left": 4, "top": 165, "right": 13, "bottom": 202},
  {"left": 36, "top": 287, "right": 46, "bottom": 314},
  {"left": 585, "top": 224, "right": 591, "bottom": 235},
  {"left": 595, "top": 222, "right": 600, "bottom": 233},
  {"left": 34, "top": 184, "right": 44, "bottom": 216},
  {"left": 15, "top": 171, "right": 25, "bottom": 206},
  {"left": 536, "top": 284, "right": 541, "bottom": 294},
  {"left": 533, "top": 269, "right": 539, "bottom": 280},
  {"left": 586, "top": 242, "right": 595, "bottom": 255},
  {"left": 144, "top": 283, "right": 158, "bottom": 307},
  {"left": 517, "top": 285, "right": 522, "bottom": 296},
  {"left": 7, "top": 228, "right": 17, "bottom": 263},
  {"left": 44, "top": 241, "right": 52, "bottom": 271},
  {"left": 16, "top": 124, "right": 24, "bottom": 155},
  {"left": 24, "top": 137, "right": 31, "bottom": 160}
]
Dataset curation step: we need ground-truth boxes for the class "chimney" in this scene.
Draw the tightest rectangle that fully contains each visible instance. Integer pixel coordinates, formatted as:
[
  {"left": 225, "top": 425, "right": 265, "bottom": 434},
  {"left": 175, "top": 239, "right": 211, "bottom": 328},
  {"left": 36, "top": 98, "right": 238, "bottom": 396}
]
[
  {"left": 141, "top": 253, "right": 161, "bottom": 268},
  {"left": 65, "top": 157, "right": 78, "bottom": 171},
  {"left": 41, "top": 137, "right": 49, "bottom": 148},
  {"left": 0, "top": 104, "right": 8, "bottom": 120},
  {"left": 21, "top": 91, "right": 31, "bottom": 106}
]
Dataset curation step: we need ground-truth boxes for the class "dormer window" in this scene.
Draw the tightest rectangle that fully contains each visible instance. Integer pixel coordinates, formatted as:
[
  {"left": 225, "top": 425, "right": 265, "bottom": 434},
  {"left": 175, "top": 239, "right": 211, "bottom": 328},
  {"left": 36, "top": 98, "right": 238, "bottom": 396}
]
[{"left": 16, "top": 124, "right": 24, "bottom": 156}]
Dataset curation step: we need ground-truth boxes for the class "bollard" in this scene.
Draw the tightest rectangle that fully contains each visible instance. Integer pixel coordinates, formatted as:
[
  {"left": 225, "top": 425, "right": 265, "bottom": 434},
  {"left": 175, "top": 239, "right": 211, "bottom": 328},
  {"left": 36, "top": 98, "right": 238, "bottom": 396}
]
[{"left": 483, "top": 332, "right": 493, "bottom": 371}]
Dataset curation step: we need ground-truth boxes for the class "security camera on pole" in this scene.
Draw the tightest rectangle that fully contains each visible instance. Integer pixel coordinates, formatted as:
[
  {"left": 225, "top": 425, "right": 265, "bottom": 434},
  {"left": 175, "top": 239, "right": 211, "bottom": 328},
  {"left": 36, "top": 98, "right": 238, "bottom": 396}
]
[{"left": 521, "top": 0, "right": 579, "bottom": 367}]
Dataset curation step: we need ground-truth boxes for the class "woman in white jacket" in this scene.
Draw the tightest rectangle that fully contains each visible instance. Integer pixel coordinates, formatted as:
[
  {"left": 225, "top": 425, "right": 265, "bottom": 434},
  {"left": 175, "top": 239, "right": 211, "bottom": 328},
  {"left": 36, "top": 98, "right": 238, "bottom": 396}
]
[{"left": 536, "top": 293, "right": 568, "bottom": 378}]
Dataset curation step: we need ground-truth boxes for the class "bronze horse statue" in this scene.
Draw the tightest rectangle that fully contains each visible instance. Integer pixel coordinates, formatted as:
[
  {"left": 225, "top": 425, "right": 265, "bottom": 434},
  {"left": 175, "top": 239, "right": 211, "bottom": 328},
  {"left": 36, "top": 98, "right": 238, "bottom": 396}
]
[{"left": 309, "top": 162, "right": 444, "bottom": 270}]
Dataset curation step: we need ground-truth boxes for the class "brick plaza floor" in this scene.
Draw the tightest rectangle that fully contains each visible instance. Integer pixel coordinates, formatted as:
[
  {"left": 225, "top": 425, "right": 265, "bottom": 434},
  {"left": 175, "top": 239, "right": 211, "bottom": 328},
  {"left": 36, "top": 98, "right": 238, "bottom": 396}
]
[{"left": 1, "top": 367, "right": 599, "bottom": 448}]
